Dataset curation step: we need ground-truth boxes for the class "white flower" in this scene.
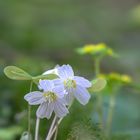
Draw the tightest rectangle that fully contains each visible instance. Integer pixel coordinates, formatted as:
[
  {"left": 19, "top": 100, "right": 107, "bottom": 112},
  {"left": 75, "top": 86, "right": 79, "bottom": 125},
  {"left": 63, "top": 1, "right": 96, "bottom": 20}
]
[
  {"left": 43, "top": 65, "right": 59, "bottom": 75},
  {"left": 24, "top": 80, "right": 69, "bottom": 119},
  {"left": 49, "top": 64, "right": 92, "bottom": 105}
]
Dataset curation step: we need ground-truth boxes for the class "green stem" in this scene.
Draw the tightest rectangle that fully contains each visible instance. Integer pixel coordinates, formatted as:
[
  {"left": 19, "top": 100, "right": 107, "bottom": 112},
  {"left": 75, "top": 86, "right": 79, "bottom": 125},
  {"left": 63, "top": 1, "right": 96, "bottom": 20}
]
[
  {"left": 106, "top": 93, "right": 116, "bottom": 138},
  {"left": 97, "top": 94, "right": 103, "bottom": 126},
  {"left": 28, "top": 81, "right": 33, "bottom": 140},
  {"left": 95, "top": 57, "right": 100, "bottom": 76},
  {"left": 94, "top": 57, "right": 103, "bottom": 126},
  {"left": 35, "top": 118, "right": 40, "bottom": 140}
]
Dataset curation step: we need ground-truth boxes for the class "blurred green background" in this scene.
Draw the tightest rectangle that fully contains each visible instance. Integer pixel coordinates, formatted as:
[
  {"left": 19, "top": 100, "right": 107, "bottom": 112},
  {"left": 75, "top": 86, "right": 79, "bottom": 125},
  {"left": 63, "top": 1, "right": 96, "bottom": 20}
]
[{"left": 0, "top": 0, "right": 140, "bottom": 140}]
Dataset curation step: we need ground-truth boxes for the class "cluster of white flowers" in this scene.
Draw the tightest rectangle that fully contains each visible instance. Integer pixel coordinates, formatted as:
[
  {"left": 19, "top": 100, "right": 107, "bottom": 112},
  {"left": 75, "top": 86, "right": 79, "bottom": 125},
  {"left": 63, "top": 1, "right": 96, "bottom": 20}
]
[{"left": 24, "top": 65, "right": 92, "bottom": 119}]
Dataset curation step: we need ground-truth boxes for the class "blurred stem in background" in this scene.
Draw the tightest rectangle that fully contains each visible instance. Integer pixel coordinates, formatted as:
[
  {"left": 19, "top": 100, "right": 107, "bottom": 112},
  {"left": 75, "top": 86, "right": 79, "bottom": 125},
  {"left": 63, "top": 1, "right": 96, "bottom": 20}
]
[
  {"left": 106, "top": 93, "right": 116, "bottom": 138},
  {"left": 28, "top": 81, "right": 33, "bottom": 140},
  {"left": 105, "top": 86, "right": 121, "bottom": 139},
  {"left": 95, "top": 57, "right": 100, "bottom": 76},
  {"left": 94, "top": 57, "right": 104, "bottom": 130}
]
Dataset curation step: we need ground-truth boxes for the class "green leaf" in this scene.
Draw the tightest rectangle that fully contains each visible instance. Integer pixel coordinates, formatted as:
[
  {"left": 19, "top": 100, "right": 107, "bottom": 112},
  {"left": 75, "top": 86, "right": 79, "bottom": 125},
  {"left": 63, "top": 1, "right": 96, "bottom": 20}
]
[
  {"left": 4, "top": 66, "right": 32, "bottom": 80},
  {"left": 90, "top": 78, "right": 107, "bottom": 92}
]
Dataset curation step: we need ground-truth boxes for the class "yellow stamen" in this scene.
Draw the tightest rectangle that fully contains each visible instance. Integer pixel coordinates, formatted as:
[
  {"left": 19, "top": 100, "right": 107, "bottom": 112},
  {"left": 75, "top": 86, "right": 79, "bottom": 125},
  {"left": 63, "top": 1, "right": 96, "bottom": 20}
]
[
  {"left": 64, "top": 79, "right": 77, "bottom": 88},
  {"left": 43, "top": 91, "right": 57, "bottom": 101}
]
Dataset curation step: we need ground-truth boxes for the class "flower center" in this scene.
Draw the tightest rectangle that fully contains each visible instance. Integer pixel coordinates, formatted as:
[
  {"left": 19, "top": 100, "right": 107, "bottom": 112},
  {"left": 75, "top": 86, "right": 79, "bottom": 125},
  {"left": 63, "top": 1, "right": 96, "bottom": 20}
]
[
  {"left": 64, "top": 79, "right": 76, "bottom": 89},
  {"left": 43, "top": 91, "right": 57, "bottom": 102}
]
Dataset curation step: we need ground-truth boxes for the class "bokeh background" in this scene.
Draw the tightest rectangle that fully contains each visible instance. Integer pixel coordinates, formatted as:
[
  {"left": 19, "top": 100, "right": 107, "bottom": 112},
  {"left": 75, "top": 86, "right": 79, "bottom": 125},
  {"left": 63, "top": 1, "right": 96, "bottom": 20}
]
[{"left": 0, "top": 0, "right": 140, "bottom": 140}]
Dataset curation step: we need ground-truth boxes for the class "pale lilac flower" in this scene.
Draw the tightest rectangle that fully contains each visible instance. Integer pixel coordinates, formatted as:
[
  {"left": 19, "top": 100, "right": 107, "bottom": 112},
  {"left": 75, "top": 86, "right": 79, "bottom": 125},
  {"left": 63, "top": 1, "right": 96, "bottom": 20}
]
[
  {"left": 51, "top": 65, "right": 92, "bottom": 105},
  {"left": 24, "top": 80, "right": 69, "bottom": 119}
]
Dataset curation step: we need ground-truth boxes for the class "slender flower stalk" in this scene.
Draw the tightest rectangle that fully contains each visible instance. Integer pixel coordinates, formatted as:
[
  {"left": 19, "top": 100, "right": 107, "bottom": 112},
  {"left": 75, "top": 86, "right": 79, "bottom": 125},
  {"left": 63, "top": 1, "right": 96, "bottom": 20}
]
[
  {"left": 53, "top": 121, "right": 58, "bottom": 140},
  {"left": 28, "top": 81, "right": 33, "bottom": 140},
  {"left": 105, "top": 86, "right": 121, "bottom": 138},
  {"left": 35, "top": 118, "right": 40, "bottom": 140},
  {"left": 46, "top": 115, "right": 57, "bottom": 140},
  {"left": 46, "top": 102, "right": 73, "bottom": 140},
  {"left": 106, "top": 93, "right": 116, "bottom": 137},
  {"left": 95, "top": 57, "right": 100, "bottom": 76},
  {"left": 46, "top": 118, "right": 63, "bottom": 140},
  {"left": 94, "top": 57, "right": 103, "bottom": 126}
]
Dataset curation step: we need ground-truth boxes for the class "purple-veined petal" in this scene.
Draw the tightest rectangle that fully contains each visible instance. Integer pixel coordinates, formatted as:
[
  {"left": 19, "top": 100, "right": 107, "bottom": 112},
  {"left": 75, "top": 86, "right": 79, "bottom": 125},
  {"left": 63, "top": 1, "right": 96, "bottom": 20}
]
[
  {"left": 36, "top": 102, "right": 48, "bottom": 118},
  {"left": 54, "top": 99, "right": 69, "bottom": 118},
  {"left": 24, "top": 91, "right": 44, "bottom": 105},
  {"left": 53, "top": 78, "right": 63, "bottom": 86},
  {"left": 45, "top": 102, "right": 54, "bottom": 119},
  {"left": 74, "top": 85, "right": 91, "bottom": 105},
  {"left": 36, "top": 102, "right": 54, "bottom": 119},
  {"left": 74, "top": 76, "right": 92, "bottom": 88},
  {"left": 57, "top": 65, "right": 74, "bottom": 79},
  {"left": 53, "top": 85, "right": 66, "bottom": 98},
  {"left": 65, "top": 88, "right": 75, "bottom": 105},
  {"left": 39, "top": 80, "right": 54, "bottom": 91}
]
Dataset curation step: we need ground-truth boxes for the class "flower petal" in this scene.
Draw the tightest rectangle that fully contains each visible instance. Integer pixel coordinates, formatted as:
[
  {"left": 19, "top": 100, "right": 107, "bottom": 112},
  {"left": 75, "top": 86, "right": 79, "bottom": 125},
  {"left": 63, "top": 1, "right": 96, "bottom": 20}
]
[
  {"left": 45, "top": 102, "right": 54, "bottom": 119},
  {"left": 74, "top": 76, "right": 92, "bottom": 88},
  {"left": 65, "top": 88, "right": 75, "bottom": 105},
  {"left": 74, "top": 86, "right": 91, "bottom": 105},
  {"left": 53, "top": 78, "right": 63, "bottom": 86},
  {"left": 39, "top": 80, "right": 54, "bottom": 91},
  {"left": 54, "top": 99, "right": 69, "bottom": 118},
  {"left": 57, "top": 64, "right": 74, "bottom": 79},
  {"left": 36, "top": 102, "right": 54, "bottom": 119},
  {"left": 53, "top": 85, "right": 66, "bottom": 98},
  {"left": 24, "top": 91, "right": 44, "bottom": 105},
  {"left": 36, "top": 102, "right": 48, "bottom": 118}
]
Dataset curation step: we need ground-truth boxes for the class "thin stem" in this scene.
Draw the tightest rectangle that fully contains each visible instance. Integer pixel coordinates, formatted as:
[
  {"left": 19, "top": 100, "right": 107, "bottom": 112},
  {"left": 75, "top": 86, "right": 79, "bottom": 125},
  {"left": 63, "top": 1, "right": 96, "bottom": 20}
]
[
  {"left": 106, "top": 93, "right": 116, "bottom": 137},
  {"left": 47, "top": 118, "right": 63, "bottom": 140},
  {"left": 94, "top": 57, "right": 103, "bottom": 126},
  {"left": 46, "top": 115, "right": 57, "bottom": 140},
  {"left": 53, "top": 120, "right": 58, "bottom": 140},
  {"left": 95, "top": 57, "right": 100, "bottom": 76},
  {"left": 97, "top": 94, "right": 103, "bottom": 126},
  {"left": 28, "top": 81, "right": 33, "bottom": 140},
  {"left": 46, "top": 101, "right": 74, "bottom": 140},
  {"left": 35, "top": 118, "right": 40, "bottom": 140}
]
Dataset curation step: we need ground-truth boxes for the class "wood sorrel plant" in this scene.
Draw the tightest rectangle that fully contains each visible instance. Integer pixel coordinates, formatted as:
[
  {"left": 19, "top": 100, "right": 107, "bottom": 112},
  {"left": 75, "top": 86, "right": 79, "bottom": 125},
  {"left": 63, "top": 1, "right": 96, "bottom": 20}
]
[{"left": 4, "top": 64, "right": 106, "bottom": 140}]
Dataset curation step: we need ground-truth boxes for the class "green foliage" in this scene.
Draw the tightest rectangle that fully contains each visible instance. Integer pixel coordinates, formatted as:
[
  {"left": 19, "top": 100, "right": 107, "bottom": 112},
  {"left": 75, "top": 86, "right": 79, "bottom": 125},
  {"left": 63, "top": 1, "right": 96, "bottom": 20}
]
[
  {"left": 4, "top": 66, "right": 32, "bottom": 80},
  {"left": 90, "top": 78, "right": 107, "bottom": 92},
  {"left": 0, "top": 126, "right": 22, "bottom": 140},
  {"left": 67, "top": 123, "right": 97, "bottom": 140},
  {"left": 111, "top": 130, "right": 140, "bottom": 140}
]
